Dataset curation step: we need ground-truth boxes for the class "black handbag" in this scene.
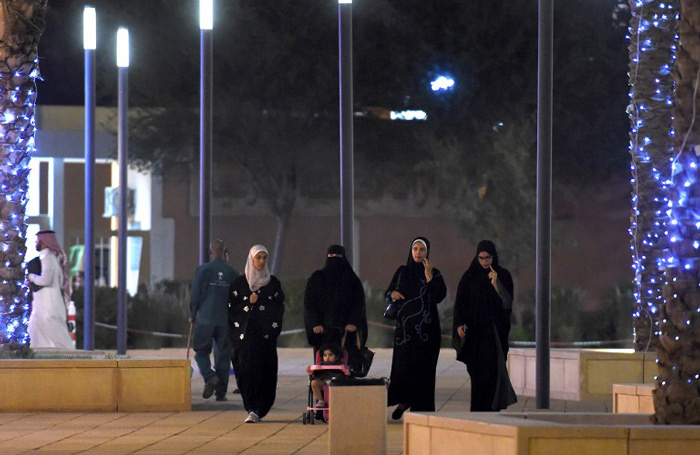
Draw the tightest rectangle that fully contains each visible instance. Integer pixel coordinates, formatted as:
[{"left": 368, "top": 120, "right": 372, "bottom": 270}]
[
  {"left": 383, "top": 271, "right": 403, "bottom": 320},
  {"left": 383, "top": 298, "right": 401, "bottom": 320},
  {"left": 342, "top": 329, "right": 375, "bottom": 378}
]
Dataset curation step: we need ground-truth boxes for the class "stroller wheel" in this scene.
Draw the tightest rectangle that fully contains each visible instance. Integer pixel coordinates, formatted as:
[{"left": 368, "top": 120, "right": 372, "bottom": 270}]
[
  {"left": 302, "top": 412, "right": 307, "bottom": 425},
  {"left": 310, "top": 411, "right": 315, "bottom": 425}
]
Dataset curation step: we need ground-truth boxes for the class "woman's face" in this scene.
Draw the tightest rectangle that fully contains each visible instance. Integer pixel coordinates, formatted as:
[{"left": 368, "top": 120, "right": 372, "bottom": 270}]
[
  {"left": 477, "top": 251, "right": 493, "bottom": 269},
  {"left": 412, "top": 242, "right": 427, "bottom": 263},
  {"left": 253, "top": 251, "right": 268, "bottom": 271}
]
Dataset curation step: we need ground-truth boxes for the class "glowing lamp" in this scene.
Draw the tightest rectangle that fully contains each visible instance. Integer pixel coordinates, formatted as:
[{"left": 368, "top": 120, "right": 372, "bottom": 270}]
[
  {"left": 200, "top": 0, "right": 213, "bottom": 30},
  {"left": 83, "top": 7, "right": 96, "bottom": 50},
  {"left": 116, "top": 28, "right": 129, "bottom": 67}
]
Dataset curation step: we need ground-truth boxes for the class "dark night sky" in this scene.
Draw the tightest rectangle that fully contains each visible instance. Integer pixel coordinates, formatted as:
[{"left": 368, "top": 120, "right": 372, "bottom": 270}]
[{"left": 34, "top": 0, "right": 631, "bottom": 182}]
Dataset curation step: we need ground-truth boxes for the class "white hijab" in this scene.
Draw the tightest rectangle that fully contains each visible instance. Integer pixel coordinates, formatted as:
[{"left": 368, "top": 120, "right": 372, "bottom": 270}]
[{"left": 245, "top": 244, "right": 271, "bottom": 292}]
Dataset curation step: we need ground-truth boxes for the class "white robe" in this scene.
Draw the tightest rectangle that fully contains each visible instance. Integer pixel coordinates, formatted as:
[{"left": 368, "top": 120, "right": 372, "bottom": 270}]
[{"left": 27, "top": 249, "right": 74, "bottom": 349}]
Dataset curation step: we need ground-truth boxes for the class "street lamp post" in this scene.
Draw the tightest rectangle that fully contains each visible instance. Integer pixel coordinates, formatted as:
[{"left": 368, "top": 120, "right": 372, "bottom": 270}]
[
  {"left": 338, "top": 0, "right": 354, "bottom": 268},
  {"left": 116, "top": 28, "right": 129, "bottom": 355},
  {"left": 536, "top": 0, "right": 553, "bottom": 409},
  {"left": 83, "top": 6, "right": 96, "bottom": 351},
  {"left": 199, "top": 0, "right": 213, "bottom": 265}
]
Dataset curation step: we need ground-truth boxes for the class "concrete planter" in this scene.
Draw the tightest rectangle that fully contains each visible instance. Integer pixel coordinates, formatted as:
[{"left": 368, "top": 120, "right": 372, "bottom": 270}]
[
  {"left": 0, "top": 357, "right": 190, "bottom": 412},
  {"left": 404, "top": 412, "right": 700, "bottom": 455},
  {"left": 508, "top": 348, "right": 656, "bottom": 401},
  {"left": 613, "top": 383, "right": 654, "bottom": 414}
]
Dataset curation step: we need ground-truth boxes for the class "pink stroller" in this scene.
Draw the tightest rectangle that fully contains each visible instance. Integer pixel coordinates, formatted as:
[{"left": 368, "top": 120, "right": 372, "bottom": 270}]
[{"left": 302, "top": 348, "right": 350, "bottom": 425}]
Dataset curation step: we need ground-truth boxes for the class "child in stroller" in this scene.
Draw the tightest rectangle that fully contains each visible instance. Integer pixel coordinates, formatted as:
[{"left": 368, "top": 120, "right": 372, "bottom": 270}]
[{"left": 303, "top": 343, "right": 350, "bottom": 424}]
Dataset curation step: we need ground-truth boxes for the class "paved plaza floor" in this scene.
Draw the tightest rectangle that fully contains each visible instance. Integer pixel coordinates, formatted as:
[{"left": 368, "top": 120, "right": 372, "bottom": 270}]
[{"left": 0, "top": 348, "right": 612, "bottom": 454}]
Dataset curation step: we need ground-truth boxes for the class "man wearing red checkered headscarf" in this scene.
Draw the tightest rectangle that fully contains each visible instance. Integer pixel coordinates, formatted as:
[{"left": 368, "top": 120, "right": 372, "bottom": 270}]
[{"left": 27, "top": 230, "right": 74, "bottom": 349}]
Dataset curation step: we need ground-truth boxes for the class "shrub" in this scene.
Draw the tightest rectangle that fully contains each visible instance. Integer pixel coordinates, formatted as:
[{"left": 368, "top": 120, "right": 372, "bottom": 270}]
[
  {"left": 72, "top": 280, "right": 190, "bottom": 350},
  {"left": 512, "top": 283, "right": 635, "bottom": 347}
]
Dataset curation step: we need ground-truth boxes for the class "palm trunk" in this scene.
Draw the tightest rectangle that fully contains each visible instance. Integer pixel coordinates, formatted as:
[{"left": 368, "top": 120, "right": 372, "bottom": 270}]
[
  {"left": 0, "top": 0, "right": 47, "bottom": 349},
  {"left": 653, "top": 0, "right": 700, "bottom": 425},
  {"left": 627, "top": 0, "right": 677, "bottom": 352}
]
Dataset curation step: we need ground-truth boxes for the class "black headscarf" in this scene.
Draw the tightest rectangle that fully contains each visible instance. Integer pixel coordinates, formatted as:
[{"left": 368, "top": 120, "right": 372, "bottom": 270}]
[
  {"left": 464, "top": 240, "right": 510, "bottom": 289},
  {"left": 398, "top": 236, "right": 431, "bottom": 298},
  {"left": 458, "top": 240, "right": 514, "bottom": 325}
]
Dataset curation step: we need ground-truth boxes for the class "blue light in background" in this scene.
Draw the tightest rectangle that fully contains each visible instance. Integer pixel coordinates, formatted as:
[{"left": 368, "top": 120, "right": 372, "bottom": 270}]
[{"left": 430, "top": 75, "right": 455, "bottom": 92}]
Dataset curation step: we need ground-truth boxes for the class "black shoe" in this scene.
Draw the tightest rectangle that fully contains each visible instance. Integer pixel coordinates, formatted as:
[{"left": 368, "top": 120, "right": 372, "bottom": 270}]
[
  {"left": 215, "top": 395, "right": 228, "bottom": 402},
  {"left": 391, "top": 404, "right": 409, "bottom": 420},
  {"left": 233, "top": 388, "right": 241, "bottom": 394},
  {"left": 202, "top": 375, "right": 219, "bottom": 399}
]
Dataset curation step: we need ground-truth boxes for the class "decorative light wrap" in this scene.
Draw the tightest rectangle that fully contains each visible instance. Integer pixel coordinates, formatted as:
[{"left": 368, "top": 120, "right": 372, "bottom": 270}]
[
  {"left": 652, "top": 0, "right": 700, "bottom": 424},
  {"left": 0, "top": 3, "right": 47, "bottom": 347},
  {"left": 627, "top": 0, "right": 678, "bottom": 352}
]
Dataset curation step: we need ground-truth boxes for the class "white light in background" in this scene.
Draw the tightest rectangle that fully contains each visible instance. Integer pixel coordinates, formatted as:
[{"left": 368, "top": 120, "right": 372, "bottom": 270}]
[
  {"left": 83, "top": 7, "right": 96, "bottom": 50},
  {"left": 116, "top": 28, "right": 129, "bottom": 67},
  {"left": 200, "top": 0, "right": 213, "bottom": 30},
  {"left": 431, "top": 75, "right": 455, "bottom": 92}
]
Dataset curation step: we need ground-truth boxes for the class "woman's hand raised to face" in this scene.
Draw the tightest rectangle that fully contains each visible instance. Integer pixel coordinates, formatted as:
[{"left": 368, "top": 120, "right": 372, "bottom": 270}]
[
  {"left": 457, "top": 324, "right": 467, "bottom": 338},
  {"left": 423, "top": 259, "right": 433, "bottom": 282},
  {"left": 488, "top": 266, "right": 498, "bottom": 290}
]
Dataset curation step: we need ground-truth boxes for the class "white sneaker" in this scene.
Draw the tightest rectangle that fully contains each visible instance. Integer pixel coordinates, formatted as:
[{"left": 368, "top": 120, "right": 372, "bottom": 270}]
[{"left": 245, "top": 411, "right": 259, "bottom": 423}]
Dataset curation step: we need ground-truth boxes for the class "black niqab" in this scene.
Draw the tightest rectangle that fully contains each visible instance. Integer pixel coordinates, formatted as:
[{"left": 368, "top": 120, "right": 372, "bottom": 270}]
[
  {"left": 304, "top": 244, "right": 368, "bottom": 348},
  {"left": 324, "top": 244, "right": 349, "bottom": 285}
]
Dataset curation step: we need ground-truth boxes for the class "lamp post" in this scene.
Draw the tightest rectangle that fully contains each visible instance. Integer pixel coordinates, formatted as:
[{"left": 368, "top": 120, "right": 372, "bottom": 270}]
[
  {"left": 83, "top": 6, "right": 96, "bottom": 351},
  {"left": 536, "top": 0, "right": 553, "bottom": 409},
  {"left": 116, "top": 28, "right": 129, "bottom": 355},
  {"left": 199, "top": 0, "right": 213, "bottom": 265},
  {"left": 338, "top": 0, "right": 354, "bottom": 268}
]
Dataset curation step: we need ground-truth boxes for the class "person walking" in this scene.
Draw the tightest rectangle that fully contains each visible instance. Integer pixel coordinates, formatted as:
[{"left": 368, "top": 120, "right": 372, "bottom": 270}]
[
  {"left": 304, "top": 244, "right": 367, "bottom": 355},
  {"left": 453, "top": 240, "right": 517, "bottom": 411},
  {"left": 190, "top": 239, "right": 238, "bottom": 401},
  {"left": 385, "top": 236, "right": 447, "bottom": 420},
  {"left": 229, "top": 245, "right": 285, "bottom": 423},
  {"left": 27, "top": 230, "right": 74, "bottom": 349}
]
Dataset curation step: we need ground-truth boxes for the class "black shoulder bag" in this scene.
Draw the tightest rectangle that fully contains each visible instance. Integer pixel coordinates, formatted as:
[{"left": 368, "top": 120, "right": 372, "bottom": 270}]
[{"left": 383, "top": 271, "right": 403, "bottom": 320}]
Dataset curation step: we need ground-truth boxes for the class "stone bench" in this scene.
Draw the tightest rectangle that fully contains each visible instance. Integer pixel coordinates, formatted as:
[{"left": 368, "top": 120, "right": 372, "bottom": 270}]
[
  {"left": 613, "top": 383, "right": 654, "bottom": 414},
  {"left": 404, "top": 411, "right": 700, "bottom": 455},
  {"left": 0, "top": 357, "right": 191, "bottom": 412},
  {"left": 508, "top": 348, "right": 656, "bottom": 401}
]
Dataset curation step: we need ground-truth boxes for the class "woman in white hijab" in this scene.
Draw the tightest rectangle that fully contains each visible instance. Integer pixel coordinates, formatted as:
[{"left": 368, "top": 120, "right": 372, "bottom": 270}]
[{"left": 229, "top": 245, "right": 285, "bottom": 423}]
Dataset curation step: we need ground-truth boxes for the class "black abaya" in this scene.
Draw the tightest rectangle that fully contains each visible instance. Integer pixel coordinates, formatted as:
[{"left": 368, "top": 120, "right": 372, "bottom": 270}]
[
  {"left": 385, "top": 263, "right": 447, "bottom": 412},
  {"left": 304, "top": 247, "right": 368, "bottom": 365},
  {"left": 453, "top": 241, "right": 516, "bottom": 412},
  {"left": 229, "top": 275, "right": 285, "bottom": 418}
]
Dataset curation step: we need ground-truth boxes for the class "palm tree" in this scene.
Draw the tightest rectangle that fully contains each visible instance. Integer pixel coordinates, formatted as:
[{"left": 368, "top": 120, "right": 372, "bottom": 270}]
[
  {"left": 0, "top": 0, "right": 48, "bottom": 350},
  {"left": 627, "top": 0, "right": 677, "bottom": 353},
  {"left": 653, "top": 0, "right": 700, "bottom": 424}
]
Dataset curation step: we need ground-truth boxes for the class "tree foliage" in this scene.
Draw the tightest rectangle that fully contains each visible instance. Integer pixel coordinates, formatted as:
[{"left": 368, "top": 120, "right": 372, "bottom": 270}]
[{"left": 36, "top": 0, "right": 630, "bottom": 271}]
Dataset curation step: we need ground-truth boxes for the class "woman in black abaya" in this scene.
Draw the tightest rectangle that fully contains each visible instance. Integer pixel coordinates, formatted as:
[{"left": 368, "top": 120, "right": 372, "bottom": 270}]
[
  {"left": 453, "top": 240, "right": 516, "bottom": 412},
  {"left": 385, "top": 237, "right": 447, "bottom": 420},
  {"left": 304, "top": 244, "right": 367, "bottom": 354},
  {"left": 229, "top": 245, "right": 285, "bottom": 423}
]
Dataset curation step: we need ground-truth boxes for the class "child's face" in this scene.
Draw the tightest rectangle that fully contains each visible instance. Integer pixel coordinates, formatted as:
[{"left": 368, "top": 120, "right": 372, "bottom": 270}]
[{"left": 323, "top": 350, "right": 337, "bottom": 364}]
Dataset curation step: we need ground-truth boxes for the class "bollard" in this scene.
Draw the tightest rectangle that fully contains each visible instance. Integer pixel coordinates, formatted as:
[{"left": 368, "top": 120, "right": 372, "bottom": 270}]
[{"left": 328, "top": 377, "right": 388, "bottom": 455}]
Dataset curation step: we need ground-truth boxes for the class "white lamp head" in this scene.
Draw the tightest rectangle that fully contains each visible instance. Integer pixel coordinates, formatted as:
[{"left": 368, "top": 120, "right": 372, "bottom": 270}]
[
  {"left": 116, "top": 28, "right": 129, "bottom": 68},
  {"left": 83, "top": 7, "right": 96, "bottom": 50},
  {"left": 200, "top": 0, "right": 213, "bottom": 30}
]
